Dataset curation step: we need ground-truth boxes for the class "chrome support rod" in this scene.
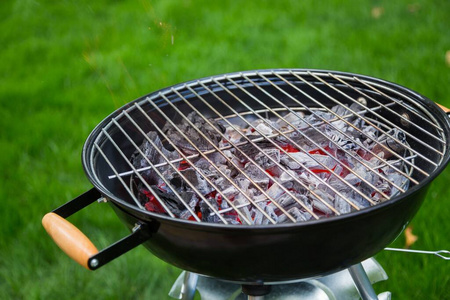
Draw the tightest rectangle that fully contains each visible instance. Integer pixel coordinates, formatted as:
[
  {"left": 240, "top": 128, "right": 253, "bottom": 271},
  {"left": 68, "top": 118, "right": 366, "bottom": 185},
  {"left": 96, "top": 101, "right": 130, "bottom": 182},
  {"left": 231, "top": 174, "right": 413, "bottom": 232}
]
[
  {"left": 180, "top": 272, "right": 199, "bottom": 300},
  {"left": 348, "top": 263, "right": 379, "bottom": 300}
]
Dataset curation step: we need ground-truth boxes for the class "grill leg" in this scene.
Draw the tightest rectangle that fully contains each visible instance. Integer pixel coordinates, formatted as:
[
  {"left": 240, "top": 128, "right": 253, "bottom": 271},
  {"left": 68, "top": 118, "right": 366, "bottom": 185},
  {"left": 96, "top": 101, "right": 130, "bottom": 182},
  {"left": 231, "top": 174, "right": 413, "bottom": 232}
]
[
  {"left": 180, "top": 272, "right": 199, "bottom": 300},
  {"left": 348, "top": 263, "right": 379, "bottom": 300}
]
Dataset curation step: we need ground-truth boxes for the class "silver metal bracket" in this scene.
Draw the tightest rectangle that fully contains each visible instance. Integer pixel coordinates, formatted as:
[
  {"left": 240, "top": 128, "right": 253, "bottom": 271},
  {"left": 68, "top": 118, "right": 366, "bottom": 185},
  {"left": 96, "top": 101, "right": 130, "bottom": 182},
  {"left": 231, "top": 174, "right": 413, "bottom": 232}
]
[{"left": 169, "top": 257, "right": 391, "bottom": 300}]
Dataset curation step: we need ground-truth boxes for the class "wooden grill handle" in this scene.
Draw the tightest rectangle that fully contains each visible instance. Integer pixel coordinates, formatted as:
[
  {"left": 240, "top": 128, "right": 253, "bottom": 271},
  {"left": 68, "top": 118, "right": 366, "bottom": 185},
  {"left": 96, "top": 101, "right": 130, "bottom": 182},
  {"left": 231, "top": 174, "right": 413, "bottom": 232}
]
[
  {"left": 437, "top": 103, "right": 450, "bottom": 114},
  {"left": 42, "top": 212, "right": 98, "bottom": 270}
]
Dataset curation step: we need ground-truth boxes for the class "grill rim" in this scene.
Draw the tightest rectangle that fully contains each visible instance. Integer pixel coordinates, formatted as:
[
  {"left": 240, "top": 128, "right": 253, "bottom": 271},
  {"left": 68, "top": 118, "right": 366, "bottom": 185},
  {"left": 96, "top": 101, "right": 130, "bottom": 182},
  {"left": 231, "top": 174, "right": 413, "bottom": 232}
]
[{"left": 81, "top": 68, "right": 450, "bottom": 229}]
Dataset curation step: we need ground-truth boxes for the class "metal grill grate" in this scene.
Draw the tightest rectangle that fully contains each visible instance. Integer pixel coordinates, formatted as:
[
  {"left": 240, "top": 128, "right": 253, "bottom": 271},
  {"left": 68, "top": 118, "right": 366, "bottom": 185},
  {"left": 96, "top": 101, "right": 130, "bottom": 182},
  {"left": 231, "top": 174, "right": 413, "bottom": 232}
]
[{"left": 90, "top": 70, "right": 446, "bottom": 225}]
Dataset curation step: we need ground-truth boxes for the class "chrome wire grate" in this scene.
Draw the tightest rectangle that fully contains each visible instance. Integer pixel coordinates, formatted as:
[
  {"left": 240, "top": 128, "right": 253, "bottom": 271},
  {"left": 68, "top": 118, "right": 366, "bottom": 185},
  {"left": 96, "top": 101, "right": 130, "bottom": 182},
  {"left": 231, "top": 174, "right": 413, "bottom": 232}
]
[{"left": 90, "top": 70, "right": 446, "bottom": 225}]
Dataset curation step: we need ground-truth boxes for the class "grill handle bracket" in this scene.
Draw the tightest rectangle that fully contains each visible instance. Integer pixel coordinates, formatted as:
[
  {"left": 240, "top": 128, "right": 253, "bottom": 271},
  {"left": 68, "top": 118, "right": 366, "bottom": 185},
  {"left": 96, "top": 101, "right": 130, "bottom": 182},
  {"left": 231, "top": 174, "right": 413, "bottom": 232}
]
[
  {"left": 42, "top": 188, "right": 152, "bottom": 270},
  {"left": 51, "top": 187, "right": 101, "bottom": 218},
  {"left": 87, "top": 223, "right": 151, "bottom": 270}
]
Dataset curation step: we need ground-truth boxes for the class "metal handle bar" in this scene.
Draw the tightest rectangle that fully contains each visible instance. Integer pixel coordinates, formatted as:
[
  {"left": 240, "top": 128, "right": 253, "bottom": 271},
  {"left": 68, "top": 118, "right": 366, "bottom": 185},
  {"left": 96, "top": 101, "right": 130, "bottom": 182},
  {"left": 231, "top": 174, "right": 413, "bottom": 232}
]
[{"left": 384, "top": 247, "right": 450, "bottom": 260}]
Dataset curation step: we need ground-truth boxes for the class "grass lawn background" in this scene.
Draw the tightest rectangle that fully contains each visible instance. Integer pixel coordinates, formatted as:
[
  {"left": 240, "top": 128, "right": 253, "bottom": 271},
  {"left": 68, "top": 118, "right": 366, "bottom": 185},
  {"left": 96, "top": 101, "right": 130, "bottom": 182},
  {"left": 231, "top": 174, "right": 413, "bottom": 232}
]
[{"left": 1, "top": 0, "right": 449, "bottom": 299}]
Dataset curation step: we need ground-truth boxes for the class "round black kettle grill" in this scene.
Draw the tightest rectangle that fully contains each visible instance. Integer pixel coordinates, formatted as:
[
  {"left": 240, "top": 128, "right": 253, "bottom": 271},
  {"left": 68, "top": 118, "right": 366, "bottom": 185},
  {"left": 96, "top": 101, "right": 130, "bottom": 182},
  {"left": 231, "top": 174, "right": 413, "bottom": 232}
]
[{"left": 43, "top": 69, "right": 450, "bottom": 299}]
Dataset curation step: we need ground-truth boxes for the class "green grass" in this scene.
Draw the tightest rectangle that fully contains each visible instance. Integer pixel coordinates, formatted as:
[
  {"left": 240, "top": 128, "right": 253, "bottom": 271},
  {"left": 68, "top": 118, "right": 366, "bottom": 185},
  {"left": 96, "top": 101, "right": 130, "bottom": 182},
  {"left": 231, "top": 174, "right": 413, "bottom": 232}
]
[{"left": 1, "top": 0, "right": 449, "bottom": 299}]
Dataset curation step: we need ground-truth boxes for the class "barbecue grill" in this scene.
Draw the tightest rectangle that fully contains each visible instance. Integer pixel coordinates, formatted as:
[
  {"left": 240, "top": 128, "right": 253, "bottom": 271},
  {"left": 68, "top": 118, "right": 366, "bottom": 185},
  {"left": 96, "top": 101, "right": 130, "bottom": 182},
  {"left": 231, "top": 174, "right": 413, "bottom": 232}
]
[{"left": 43, "top": 69, "right": 450, "bottom": 299}]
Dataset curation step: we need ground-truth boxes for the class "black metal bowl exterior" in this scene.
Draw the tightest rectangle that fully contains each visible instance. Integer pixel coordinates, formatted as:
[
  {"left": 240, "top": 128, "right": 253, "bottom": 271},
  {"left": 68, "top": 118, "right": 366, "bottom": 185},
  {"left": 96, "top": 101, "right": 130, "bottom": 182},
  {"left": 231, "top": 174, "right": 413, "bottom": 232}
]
[
  {"left": 79, "top": 69, "right": 450, "bottom": 282},
  {"left": 109, "top": 183, "right": 429, "bottom": 282}
]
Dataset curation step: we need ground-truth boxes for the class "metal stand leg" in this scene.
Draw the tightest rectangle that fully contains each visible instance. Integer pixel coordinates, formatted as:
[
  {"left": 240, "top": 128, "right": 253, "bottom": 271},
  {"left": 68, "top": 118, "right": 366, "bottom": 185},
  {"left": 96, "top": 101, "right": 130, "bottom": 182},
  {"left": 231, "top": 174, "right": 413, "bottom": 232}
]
[
  {"left": 348, "top": 263, "right": 379, "bottom": 300},
  {"left": 180, "top": 272, "right": 199, "bottom": 300}
]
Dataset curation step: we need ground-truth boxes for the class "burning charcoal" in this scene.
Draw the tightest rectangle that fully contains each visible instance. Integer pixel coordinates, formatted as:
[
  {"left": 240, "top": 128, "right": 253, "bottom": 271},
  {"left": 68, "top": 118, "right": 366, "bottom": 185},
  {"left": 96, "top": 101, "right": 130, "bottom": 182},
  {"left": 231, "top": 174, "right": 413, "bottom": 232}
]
[
  {"left": 213, "top": 174, "right": 234, "bottom": 191},
  {"left": 265, "top": 182, "right": 285, "bottom": 200},
  {"left": 131, "top": 131, "right": 180, "bottom": 184},
  {"left": 293, "top": 172, "right": 321, "bottom": 189},
  {"left": 235, "top": 140, "right": 277, "bottom": 162},
  {"left": 307, "top": 110, "right": 331, "bottom": 123},
  {"left": 263, "top": 203, "right": 278, "bottom": 225},
  {"left": 133, "top": 101, "right": 411, "bottom": 225},
  {"left": 208, "top": 152, "right": 228, "bottom": 165},
  {"left": 218, "top": 163, "right": 234, "bottom": 177},
  {"left": 139, "top": 188, "right": 166, "bottom": 213},
  {"left": 131, "top": 131, "right": 160, "bottom": 172},
  {"left": 179, "top": 194, "right": 200, "bottom": 220},
  {"left": 328, "top": 134, "right": 350, "bottom": 149},
  {"left": 333, "top": 163, "right": 344, "bottom": 177},
  {"left": 346, "top": 114, "right": 366, "bottom": 138},
  {"left": 234, "top": 175, "right": 251, "bottom": 191},
  {"left": 349, "top": 100, "right": 367, "bottom": 112},
  {"left": 297, "top": 193, "right": 312, "bottom": 210},
  {"left": 234, "top": 193, "right": 252, "bottom": 223},
  {"left": 275, "top": 192, "right": 312, "bottom": 213},
  {"left": 254, "top": 122, "right": 273, "bottom": 135},
  {"left": 276, "top": 213, "right": 289, "bottom": 224},
  {"left": 184, "top": 168, "right": 214, "bottom": 195},
  {"left": 280, "top": 151, "right": 336, "bottom": 171},
  {"left": 162, "top": 111, "right": 223, "bottom": 153},
  {"left": 275, "top": 134, "right": 309, "bottom": 151},
  {"left": 274, "top": 192, "right": 297, "bottom": 207},
  {"left": 370, "top": 128, "right": 407, "bottom": 159},
  {"left": 220, "top": 217, "right": 239, "bottom": 225},
  {"left": 221, "top": 211, "right": 242, "bottom": 225},
  {"left": 254, "top": 148, "right": 280, "bottom": 169},
  {"left": 309, "top": 154, "right": 338, "bottom": 171},
  {"left": 346, "top": 190, "right": 371, "bottom": 208},
  {"left": 218, "top": 197, "right": 229, "bottom": 211},
  {"left": 168, "top": 167, "right": 214, "bottom": 196},
  {"left": 248, "top": 119, "right": 280, "bottom": 136},
  {"left": 385, "top": 172, "right": 409, "bottom": 197},
  {"left": 211, "top": 186, "right": 238, "bottom": 211},
  {"left": 150, "top": 189, "right": 195, "bottom": 216},
  {"left": 243, "top": 163, "right": 270, "bottom": 189},
  {"left": 252, "top": 203, "right": 267, "bottom": 225},
  {"left": 179, "top": 210, "right": 195, "bottom": 220},
  {"left": 310, "top": 189, "right": 334, "bottom": 215},
  {"left": 278, "top": 172, "right": 310, "bottom": 193},
  {"left": 252, "top": 199, "right": 280, "bottom": 225},
  {"left": 200, "top": 199, "right": 221, "bottom": 223},
  {"left": 290, "top": 125, "right": 329, "bottom": 149},
  {"left": 318, "top": 178, "right": 347, "bottom": 199},
  {"left": 334, "top": 194, "right": 351, "bottom": 214},
  {"left": 252, "top": 191, "right": 268, "bottom": 203},
  {"left": 219, "top": 185, "right": 239, "bottom": 201},
  {"left": 278, "top": 170, "right": 303, "bottom": 186},
  {"left": 194, "top": 158, "right": 217, "bottom": 178},
  {"left": 342, "top": 172, "right": 362, "bottom": 186},
  {"left": 278, "top": 207, "right": 312, "bottom": 223},
  {"left": 220, "top": 150, "right": 242, "bottom": 175},
  {"left": 330, "top": 105, "right": 351, "bottom": 130},
  {"left": 277, "top": 111, "right": 306, "bottom": 129},
  {"left": 352, "top": 163, "right": 380, "bottom": 190},
  {"left": 362, "top": 125, "right": 378, "bottom": 141},
  {"left": 221, "top": 125, "right": 244, "bottom": 146},
  {"left": 280, "top": 152, "right": 306, "bottom": 170},
  {"left": 372, "top": 181, "right": 390, "bottom": 202}
]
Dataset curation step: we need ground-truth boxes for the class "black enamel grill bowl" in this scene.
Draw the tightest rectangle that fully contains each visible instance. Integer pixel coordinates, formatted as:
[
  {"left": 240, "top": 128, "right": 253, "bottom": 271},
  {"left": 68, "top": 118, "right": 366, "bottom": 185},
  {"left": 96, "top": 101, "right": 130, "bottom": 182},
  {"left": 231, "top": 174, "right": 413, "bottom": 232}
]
[{"left": 43, "top": 69, "right": 450, "bottom": 283}]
